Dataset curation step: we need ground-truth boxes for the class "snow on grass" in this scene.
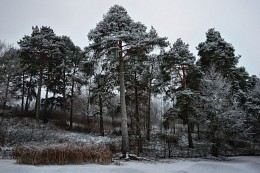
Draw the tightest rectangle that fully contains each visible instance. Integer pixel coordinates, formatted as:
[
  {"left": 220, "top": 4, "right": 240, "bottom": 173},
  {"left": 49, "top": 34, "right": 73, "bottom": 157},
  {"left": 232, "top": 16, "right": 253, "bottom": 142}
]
[
  {"left": 1, "top": 156, "right": 259, "bottom": 173},
  {"left": 1, "top": 117, "right": 120, "bottom": 159},
  {"left": 60, "top": 131, "right": 117, "bottom": 144},
  {"left": 1, "top": 116, "right": 119, "bottom": 147}
]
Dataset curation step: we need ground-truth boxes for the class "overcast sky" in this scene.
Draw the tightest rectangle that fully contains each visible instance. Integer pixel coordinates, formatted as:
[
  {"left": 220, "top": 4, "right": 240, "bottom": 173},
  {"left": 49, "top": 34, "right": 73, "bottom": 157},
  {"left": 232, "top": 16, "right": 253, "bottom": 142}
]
[{"left": 0, "top": 0, "right": 259, "bottom": 75}]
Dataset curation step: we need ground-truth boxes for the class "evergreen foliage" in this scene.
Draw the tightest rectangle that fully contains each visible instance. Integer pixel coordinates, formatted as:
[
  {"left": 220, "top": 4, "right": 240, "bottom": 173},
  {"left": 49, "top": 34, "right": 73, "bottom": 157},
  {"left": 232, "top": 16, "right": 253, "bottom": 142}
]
[
  {"left": 199, "top": 65, "right": 246, "bottom": 156},
  {"left": 0, "top": 5, "right": 259, "bottom": 158},
  {"left": 87, "top": 5, "right": 167, "bottom": 155}
]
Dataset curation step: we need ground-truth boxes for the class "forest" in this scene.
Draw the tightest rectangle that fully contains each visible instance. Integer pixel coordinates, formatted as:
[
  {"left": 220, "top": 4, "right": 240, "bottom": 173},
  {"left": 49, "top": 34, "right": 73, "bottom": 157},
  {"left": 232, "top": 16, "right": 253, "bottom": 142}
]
[{"left": 0, "top": 5, "right": 259, "bottom": 164}]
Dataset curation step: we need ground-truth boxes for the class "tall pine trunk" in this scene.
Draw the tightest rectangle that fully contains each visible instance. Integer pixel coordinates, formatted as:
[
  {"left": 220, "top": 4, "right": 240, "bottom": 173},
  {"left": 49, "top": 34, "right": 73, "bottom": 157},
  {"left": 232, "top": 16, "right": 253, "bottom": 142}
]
[
  {"left": 36, "top": 53, "right": 45, "bottom": 122},
  {"left": 21, "top": 73, "right": 25, "bottom": 113},
  {"left": 99, "top": 94, "right": 104, "bottom": 136},
  {"left": 35, "top": 71, "right": 42, "bottom": 122},
  {"left": 134, "top": 71, "right": 142, "bottom": 155},
  {"left": 146, "top": 77, "right": 152, "bottom": 141},
  {"left": 197, "top": 124, "right": 200, "bottom": 140},
  {"left": 43, "top": 85, "right": 49, "bottom": 123},
  {"left": 3, "top": 76, "right": 10, "bottom": 111},
  {"left": 43, "top": 73, "right": 50, "bottom": 123},
  {"left": 50, "top": 91, "right": 56, "bottom": 115},
  {"left": 86, "top": 83, "right": 91, "bottom": 132},
  {"left": 119, "top": 41, "right": 129, "bottom": 156},
  {"left": 25, "top": 76, "right": 32, "bottom": 112},
  {"left": 183, "top": 74, "right": 193, "bottom": 149},
  {"left": 69, "top": 66, "right": 76, "bottom": 129},
  {"left": 62, "top": 66, "right": 66, "bottom": 114},
  {"left": 187, "top": 120, "right": 194, "bottom": 148}
]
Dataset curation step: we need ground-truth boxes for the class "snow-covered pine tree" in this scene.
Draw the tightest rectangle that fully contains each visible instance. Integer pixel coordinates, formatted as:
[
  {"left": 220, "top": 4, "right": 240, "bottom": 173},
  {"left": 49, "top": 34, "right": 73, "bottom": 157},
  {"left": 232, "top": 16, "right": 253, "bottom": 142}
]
[
  {"left": 245, "top": 77, "right": 260, "bottom": 145},
  {"left": 18, "top": 26, "right": 62, "bottom": 122},
  {"left": 0, "top": 44, "right": 22, "bottom": 112},
  {"left": 162, "top": 38, "right": 196, "bottom": 89},
  {"left": 160, "top": 38, "right": 196, "bottom": 148},
  {"left": 199, "top": 65, "right": 246, "bottom": 157},
  {"left": 197, "top": 28, "right": 239, "bottom": 74},
  {"left": 197, "top": 28, "right": 251, "bottom": 104},
  {"left": 88, "top": 58, "right": 116, "bottom": 136},
  {"left": 87, "top": 5, "right": 167, "bottom": 156}
]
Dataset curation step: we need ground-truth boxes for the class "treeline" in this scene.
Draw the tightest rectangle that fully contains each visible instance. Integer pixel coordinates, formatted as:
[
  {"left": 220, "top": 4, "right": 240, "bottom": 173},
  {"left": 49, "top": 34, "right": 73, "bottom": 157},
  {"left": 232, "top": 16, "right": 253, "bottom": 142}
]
[{"left": 0, "top": 5, "right": 259, "bottom": 157}]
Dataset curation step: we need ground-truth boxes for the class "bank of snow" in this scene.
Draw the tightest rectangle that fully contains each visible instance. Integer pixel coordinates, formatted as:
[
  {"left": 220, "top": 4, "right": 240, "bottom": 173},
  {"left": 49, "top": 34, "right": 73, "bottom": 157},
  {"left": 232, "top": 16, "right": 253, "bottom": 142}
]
[{"left": 1, "top": 156, "right": 259, "bottom": 173}]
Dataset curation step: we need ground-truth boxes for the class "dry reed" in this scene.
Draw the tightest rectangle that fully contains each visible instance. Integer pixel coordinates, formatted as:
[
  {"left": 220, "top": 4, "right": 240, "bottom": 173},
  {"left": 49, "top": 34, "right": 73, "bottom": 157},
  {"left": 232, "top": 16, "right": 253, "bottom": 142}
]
[{"left": 12, "top": 143, "right": 112, "bottom": 165}]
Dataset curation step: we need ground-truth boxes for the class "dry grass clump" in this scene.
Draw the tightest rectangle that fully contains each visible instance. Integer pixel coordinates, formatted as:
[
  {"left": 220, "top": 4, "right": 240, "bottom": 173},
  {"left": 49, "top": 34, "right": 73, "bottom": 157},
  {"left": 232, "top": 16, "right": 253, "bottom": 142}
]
[{"left": 12, "top": 143, "right": 112, "bottom": 165}]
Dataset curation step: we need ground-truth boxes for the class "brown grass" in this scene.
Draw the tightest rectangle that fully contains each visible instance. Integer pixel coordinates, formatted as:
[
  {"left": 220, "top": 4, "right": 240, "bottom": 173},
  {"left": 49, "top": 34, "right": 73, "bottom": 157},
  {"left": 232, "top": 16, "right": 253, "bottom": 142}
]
[{"left": 12, "top": 143, "right": 112, "bottom": 165}]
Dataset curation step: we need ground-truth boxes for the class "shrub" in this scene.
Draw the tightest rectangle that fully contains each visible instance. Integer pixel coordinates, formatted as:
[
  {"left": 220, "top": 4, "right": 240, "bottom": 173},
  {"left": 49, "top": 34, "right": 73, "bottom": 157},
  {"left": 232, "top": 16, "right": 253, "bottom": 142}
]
[{"left": 12, "top": 143, "right": 112, "bottom": 165}]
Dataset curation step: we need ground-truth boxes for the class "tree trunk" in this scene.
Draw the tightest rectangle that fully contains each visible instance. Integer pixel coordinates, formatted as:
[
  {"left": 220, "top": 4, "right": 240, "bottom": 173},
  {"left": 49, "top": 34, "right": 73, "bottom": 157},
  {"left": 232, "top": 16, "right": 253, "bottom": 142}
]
[
  {"left": 50, "top": 91, "right": 56, "bottom": 115},
  {"left": 129, "top": 100, "right": 134, "bottom": 133},
  {"left": 197, "top": 124, "right": 200, "bottom": 140},
  {"left": 2, "top": 76, "right": 10, "bottom": 111},
  {"left": 168, "top": 141, "right": 172, "bottom": 158},
  {"left": 25, "top": 95, "right": 29, "bottom": 112},
  {"left": 191, "top": 122, "right": 195, "bottom": 133},
  {"left": 146, "top": 77, "right": 152, "bottom": 141},
  {"left": 173, "top": 122, "right": 176, "bottom": 134},
  {"left": 134, "top": 71, "right": 142, "bottom": 155},
  {"left": 211, "top": 143, "right": 220, "bottom": 157},
  {"left": 112, "top": 113, "right": 116, "bottom": 131},
  {"left": 35, "top": 74, "right": 42, "bottom": 122},
  {"left": 119, "top": 41, "right": 129, "bottom": 156},
  {"left": 43, "top": 86, "right": 49, "bottom": 123},
  {"left": 187, "top": 120, "right": 194, "bottom": 148},
  {"left": 99, "top": 94, "right": 104, "bottom": 136},
  {"left": 87, "top": 86, "right": 90, "bottom": 132},
  {"left": 69, "top": 67, "right": 76, "bottom": 129},
  {"left": 62, "top": 66, "right": 66, "bottom": 113},
  {"left": 21, "top": 72, "right": 25, "bottom": 113},
  {"left": 36, "top": 53, "right": 45, "bottom": 122},
  {"left": 25, "top": 76, "right": 32, "bottom": 112}
]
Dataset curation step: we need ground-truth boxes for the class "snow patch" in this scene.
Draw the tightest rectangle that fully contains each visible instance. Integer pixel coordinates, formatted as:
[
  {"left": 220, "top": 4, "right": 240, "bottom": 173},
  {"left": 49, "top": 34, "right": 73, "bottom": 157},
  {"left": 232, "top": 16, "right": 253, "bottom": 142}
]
[{"left": 0, "top": 157, "right": 259, "bottom": 173}]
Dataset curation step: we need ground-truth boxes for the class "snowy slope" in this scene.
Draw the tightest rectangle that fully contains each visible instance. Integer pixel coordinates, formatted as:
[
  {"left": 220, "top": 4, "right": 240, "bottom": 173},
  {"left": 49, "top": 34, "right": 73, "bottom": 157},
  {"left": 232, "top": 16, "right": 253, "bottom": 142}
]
[{"left": 1, "top": 157, "right": 259, "bottom": 173}]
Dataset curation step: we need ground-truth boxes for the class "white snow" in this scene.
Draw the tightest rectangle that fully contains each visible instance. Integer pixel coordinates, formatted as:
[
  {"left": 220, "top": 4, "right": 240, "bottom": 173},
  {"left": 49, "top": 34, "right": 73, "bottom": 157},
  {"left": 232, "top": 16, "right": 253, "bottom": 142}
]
[
  {"left": 1, "top": 156, "right": 259, "bottom": 173},
  {"left": 60, "top": 131, "right": 117, "bottom": 144}
]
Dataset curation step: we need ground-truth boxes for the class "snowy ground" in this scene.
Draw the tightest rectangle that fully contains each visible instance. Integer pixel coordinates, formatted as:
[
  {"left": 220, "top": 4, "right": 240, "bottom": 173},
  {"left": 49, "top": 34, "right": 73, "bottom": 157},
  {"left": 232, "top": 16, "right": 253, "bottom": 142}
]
[{"left": 1, "top": 156, "right": 259, "bottom": 173}]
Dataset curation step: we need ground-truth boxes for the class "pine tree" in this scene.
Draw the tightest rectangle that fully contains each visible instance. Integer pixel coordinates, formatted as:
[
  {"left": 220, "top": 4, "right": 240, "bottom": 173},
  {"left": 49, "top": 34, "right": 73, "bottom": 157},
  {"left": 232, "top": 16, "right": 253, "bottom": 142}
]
[
  {"left": 87, "top": 5, "right": 167, "bottom": 155},
  {"left": 90, "top": 73, "right": 115, "bottom": 136},
  {"left": 87, "top": 51, "right": 116, "bottom": 136},
  {"left": 197, "top": 28, "right": 239, "bottom": 74},
  {"left": 18, "top": 26, "right": 62, "bottom": 122},
  {"left": 245, "top": 77, "right": 260, "bottom": 144},
  {"left": 0, "top": 44, "right": 22, "bottom": 112},
  {"left": 124, "top": 49, "right": 148, "bottom": 154},
  {"left": 160, "top": 38, "right": 196, "bottom": 148},
  {"left": 197, "top": 28, "right": 251, "bottom": 104},
  {"left": 199, "top": 65, "right": 246, "bottom": 156}
]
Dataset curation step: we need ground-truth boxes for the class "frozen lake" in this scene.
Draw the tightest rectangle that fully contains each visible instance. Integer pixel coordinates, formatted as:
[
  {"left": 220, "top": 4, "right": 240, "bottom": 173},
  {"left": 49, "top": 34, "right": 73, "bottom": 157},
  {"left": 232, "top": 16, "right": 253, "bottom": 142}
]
[{"left": 1, "top": 156, "right": 259, "bottom": 173}]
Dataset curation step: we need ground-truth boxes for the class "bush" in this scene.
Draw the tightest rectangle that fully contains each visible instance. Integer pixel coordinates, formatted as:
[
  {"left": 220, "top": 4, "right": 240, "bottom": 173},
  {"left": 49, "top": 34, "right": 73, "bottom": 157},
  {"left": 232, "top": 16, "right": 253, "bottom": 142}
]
[{"left": 12, "top": 143, "right": 112, "bottom": 165}]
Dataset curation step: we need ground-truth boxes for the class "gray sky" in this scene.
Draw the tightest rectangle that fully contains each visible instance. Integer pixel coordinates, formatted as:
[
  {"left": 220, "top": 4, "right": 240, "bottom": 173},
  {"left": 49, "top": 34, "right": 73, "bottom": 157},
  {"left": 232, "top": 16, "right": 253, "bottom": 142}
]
[{"left": 0, "top": 0, "right": 259, "bottom": 75}]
